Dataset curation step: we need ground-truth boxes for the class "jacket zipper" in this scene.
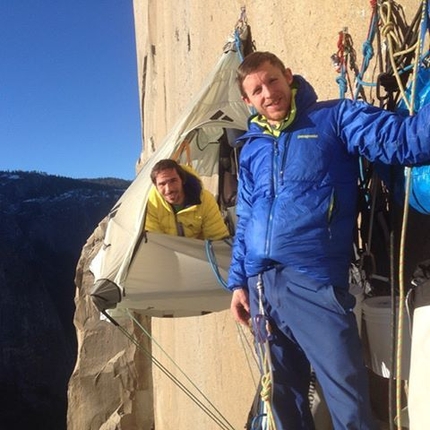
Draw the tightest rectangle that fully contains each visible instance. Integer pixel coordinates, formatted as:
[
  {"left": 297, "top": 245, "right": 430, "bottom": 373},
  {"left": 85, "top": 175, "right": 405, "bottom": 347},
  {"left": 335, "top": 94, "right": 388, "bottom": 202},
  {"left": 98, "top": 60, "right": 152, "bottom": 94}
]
[
  {"left": 327, "top": 189, "right": 336, "bottom": 239},
  {"left": 279, "top": 134, "right": 292, "bottom": 186},
  {"left": 264, "top": 135, "right": 292, "bottom": 255},
  {"left": 173, "top": 211, "right": 185, "bottom": 236},
  {"left": 265, "top": 139, "right": 279, "bottom": 255}
]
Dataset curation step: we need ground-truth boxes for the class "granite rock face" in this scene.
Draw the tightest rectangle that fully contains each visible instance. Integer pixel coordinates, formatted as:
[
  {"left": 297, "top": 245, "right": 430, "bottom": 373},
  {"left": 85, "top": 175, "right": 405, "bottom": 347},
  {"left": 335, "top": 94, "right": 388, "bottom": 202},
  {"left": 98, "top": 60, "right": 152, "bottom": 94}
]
[{"left": 68, "top": 1, "right": 429, "bottom": 429}]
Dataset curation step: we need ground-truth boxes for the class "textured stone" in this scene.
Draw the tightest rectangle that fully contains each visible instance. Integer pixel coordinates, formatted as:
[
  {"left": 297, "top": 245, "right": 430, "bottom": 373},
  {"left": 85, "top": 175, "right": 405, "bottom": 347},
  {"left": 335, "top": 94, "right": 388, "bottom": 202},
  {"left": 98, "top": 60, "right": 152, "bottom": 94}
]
[{"left": 68, "top": 1, "right": 423, "bottom": 429}]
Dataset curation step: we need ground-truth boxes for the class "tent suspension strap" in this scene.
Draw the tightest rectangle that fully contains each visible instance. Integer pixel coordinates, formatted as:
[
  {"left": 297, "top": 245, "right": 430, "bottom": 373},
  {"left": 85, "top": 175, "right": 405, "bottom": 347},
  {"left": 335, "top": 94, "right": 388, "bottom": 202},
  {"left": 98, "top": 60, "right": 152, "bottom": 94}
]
[
  {"left": 235, "top": 322, "right": 261, "bottom": 390},
  {"left": 101, "top": 310, "right": 235, "bottom": 430},
  {"left": 125, "top": 309, "right": 234, "bottom": 430},
  {"left": 172, "top": 133, "right": 194, "bottom": 166},
  {"left": 234, "top": 6, "right": 248, "bottom": 61}
]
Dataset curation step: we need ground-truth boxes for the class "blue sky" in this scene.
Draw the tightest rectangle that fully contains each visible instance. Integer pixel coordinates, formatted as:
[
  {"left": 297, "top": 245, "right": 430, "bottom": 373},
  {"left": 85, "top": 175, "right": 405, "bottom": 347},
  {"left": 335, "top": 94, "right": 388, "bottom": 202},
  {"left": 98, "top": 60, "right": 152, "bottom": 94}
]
[{"left": 0, "top": 0, "right": 142, "bottom": 180}]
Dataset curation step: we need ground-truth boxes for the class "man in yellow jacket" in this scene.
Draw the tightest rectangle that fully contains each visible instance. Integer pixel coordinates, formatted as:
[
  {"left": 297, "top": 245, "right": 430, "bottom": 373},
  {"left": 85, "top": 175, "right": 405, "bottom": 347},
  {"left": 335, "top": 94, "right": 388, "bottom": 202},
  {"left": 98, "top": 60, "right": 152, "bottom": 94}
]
[{"left": 145, "top": 159, "right": 230, "bottom": 240}]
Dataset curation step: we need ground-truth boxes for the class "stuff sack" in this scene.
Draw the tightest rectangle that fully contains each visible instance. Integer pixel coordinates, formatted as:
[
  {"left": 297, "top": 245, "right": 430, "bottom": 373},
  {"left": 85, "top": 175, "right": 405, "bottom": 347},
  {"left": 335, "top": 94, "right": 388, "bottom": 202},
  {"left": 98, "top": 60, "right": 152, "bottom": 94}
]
[{"left": 376, "top": 67, "right": 430, "bottom": 215}]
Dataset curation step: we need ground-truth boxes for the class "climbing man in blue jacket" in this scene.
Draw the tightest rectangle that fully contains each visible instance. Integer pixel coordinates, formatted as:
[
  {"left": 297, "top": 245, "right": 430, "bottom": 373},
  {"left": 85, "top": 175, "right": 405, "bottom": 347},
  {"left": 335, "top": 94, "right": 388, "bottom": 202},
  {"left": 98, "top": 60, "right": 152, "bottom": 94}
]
[{"left": 228, "top": 51, "right": 430, "bottom": 429}]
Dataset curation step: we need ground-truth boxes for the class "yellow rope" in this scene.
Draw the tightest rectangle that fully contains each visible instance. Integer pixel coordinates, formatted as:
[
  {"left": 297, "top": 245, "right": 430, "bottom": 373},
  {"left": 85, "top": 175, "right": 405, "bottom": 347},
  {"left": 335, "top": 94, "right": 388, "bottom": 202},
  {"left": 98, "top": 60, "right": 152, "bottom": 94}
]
[
  {"left": 256, "top": 340, "right": 277, "bottom": 430},
  {"left": 379, "top": 1, "right": 417, "bottom": 112},
  {"left": 380, "top": 1, "right": 426, "bottom": 427},
  {"left": 254, "top": 275, "right": 278, "bottom": 430},
  {"left": 396, "top": 1, "right": 426, "bottom": 425}
]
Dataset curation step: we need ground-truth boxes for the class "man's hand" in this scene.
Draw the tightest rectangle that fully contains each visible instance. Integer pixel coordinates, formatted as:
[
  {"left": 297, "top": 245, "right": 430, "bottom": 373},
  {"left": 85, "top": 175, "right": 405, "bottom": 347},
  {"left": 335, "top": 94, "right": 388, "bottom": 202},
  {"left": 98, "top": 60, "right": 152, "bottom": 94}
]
[{"left": 230, "top": 288, "right": 251, "bottom": 325}]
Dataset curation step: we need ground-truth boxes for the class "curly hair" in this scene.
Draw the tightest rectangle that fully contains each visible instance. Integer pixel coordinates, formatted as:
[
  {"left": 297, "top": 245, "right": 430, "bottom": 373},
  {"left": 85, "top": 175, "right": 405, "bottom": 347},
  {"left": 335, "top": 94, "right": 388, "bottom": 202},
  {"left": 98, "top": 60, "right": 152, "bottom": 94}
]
[{"left": 150, "top": 159, "right": 187, "bottom": 184}]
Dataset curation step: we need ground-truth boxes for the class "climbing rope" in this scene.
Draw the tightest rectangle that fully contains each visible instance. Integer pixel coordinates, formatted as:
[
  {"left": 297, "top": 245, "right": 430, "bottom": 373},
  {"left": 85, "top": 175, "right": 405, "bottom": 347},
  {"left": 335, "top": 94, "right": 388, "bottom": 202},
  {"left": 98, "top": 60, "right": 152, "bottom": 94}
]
[
  {"left": 205, "top": 238, "right": 232, "bottom": 290},
  {"left": 252, "top": 275, "right": 277, "bottom": 430},
  {"left": 102, "top": 309, "right": 236, "bottom": 430},
  {"left": 354, "top": 0, "right": 380, "bottom": 101},
  {"left": 332, "top": 4, "right": 383, "bottom": 280},
  {"left": 380, "top": 1, "right": 416, "bottom": 112},
  {"left": 331, "top": 27, "right": 357, "bottom": 99},
  {"left": 379, "top": 1, "right": 429, "bottom": 427},
  {"left": 332, "top": 2, "right": 428, "bottom": 427},
  {"left": 332, "top": 3, "right": 380, "bottom": 103}
]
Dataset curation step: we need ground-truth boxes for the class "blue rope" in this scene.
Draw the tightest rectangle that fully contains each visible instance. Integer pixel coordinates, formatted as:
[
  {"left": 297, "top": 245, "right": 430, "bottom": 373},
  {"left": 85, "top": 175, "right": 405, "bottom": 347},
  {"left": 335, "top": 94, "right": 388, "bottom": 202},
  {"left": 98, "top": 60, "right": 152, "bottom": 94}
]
[
  {"left": 205, "top": 239, "right": 231, "bottom": 290},
  {"left": 251, "top": 413, "right": 267, "bottom": 429},
  {"left": 353, "top": 10, "right": 378, "bottom": 100},
  {"left": 336, "top": 75, "right": 347, "bottom": 99},
  {"left": 355, "top": 76, "right": 377, "bottom": 88},
  {"left": 234, "top": 29, "right": 245, "bottom": 62}
]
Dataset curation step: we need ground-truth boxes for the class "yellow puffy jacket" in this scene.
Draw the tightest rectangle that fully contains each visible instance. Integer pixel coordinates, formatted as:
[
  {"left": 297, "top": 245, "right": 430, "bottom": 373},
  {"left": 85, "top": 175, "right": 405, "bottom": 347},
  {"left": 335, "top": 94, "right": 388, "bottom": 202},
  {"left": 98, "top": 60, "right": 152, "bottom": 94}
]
[{"left": 145, "top": 167, "right": 229, "bottom": 240}]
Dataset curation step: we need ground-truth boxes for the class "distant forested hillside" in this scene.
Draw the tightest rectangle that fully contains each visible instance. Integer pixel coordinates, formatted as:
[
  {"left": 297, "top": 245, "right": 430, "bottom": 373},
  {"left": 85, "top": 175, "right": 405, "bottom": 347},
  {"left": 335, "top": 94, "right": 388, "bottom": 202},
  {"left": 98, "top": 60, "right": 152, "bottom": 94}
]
[{"left": 0, "top": 170, "right": 130, "bottom": 430}]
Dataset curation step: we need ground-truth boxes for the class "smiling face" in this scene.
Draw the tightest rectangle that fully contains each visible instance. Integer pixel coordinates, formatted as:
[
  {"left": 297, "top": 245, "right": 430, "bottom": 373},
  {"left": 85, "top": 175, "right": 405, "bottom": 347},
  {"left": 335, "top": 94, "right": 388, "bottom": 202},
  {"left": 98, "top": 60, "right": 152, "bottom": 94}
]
[
  {"left": 154, "top": 168, "right": 185, "bottom": 206},
  {"left": 241, "top": 60, "right": 294, "bottom": 125}
]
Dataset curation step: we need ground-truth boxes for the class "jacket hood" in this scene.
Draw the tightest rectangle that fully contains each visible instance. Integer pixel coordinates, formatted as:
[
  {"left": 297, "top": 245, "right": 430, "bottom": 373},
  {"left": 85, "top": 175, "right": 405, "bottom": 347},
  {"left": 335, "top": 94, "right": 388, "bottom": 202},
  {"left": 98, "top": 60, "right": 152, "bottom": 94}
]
[
  {"left": 293, "top": 74, "right": 318, "bottom": 112},
  {"left": 181, "top": 165, "right": 203, "bottom": 206}
]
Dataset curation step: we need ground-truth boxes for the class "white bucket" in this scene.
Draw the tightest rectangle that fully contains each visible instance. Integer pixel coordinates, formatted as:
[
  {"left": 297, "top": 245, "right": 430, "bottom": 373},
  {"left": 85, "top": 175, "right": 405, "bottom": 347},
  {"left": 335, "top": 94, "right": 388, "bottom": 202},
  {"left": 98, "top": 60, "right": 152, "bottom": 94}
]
[
  {"left": 349, "top": 283, "right": 364, "bottom": 336},
  {"left": 362, "top": 296, "right": 411, "bottom": 380}
]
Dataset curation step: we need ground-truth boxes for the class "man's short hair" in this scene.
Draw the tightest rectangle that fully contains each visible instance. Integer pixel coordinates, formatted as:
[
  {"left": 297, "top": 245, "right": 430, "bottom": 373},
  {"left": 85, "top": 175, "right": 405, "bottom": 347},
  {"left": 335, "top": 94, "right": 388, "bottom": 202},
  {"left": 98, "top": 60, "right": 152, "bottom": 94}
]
[
  {"left": 237, "top": 51, "right": 287, "bottom": 97},
  {"left": 150, "top": 159, "right": 187, "bottom": 184}
]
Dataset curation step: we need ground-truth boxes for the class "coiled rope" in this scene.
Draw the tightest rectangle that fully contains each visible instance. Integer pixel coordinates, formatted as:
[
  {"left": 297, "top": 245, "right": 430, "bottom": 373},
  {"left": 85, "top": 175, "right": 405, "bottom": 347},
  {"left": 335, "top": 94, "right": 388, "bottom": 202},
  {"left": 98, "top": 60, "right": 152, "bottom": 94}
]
[{"left": 332, "top": 2, "right": 428, "bottom": 427}]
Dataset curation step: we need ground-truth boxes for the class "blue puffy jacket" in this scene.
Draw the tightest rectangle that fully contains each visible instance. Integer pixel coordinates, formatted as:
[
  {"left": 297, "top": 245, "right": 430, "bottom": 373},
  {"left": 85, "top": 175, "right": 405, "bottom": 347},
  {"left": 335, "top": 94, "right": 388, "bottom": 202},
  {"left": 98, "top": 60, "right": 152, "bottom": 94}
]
[{"left": 227, "top": 75, "right": 430, "bottom": 291}]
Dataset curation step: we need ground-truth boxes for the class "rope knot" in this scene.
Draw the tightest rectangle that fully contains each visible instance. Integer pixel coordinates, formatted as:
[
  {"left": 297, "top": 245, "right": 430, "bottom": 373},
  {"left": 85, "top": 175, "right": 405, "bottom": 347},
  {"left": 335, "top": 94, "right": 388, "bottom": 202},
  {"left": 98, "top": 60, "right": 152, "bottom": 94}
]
[
  {"left": 362, "top": 40, "right": 374, "bottom": 60},
  {"left": 381, "top": 22, "right": 395, "bottom": 37},
  {"left": 260, "top": 373, "right": 272, "bottom": 402},
  {"left": 336, "top": 75, "right": 348, "bottom": 93}
]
